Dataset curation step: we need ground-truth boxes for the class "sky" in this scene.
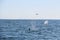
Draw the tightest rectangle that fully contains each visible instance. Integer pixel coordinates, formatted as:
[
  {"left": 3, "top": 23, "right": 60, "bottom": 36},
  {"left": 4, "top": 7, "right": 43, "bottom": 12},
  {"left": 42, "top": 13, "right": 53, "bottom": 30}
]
[{"left": 0, "top": 0, "right": 60, "bottom": 19}]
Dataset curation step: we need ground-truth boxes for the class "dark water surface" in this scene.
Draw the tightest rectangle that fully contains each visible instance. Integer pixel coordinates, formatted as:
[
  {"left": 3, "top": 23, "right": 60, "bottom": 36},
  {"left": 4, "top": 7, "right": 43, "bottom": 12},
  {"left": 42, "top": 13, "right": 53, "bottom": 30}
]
[{"left": 0, "top": 20, "right": 60, "bottom": 40}]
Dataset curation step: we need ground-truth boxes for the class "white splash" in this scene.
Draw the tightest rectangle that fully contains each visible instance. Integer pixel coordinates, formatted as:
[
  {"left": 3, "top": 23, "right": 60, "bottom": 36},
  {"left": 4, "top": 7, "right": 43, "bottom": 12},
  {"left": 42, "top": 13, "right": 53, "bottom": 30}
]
[
  {"left": 30, "top": 21, "right": 38, "bottom": 31},
  {"left": 44, "top": 20, "right": 48, "bottom": 25},
  {"left": 31, "top": 25, "right": 38, "bottom": 31}
]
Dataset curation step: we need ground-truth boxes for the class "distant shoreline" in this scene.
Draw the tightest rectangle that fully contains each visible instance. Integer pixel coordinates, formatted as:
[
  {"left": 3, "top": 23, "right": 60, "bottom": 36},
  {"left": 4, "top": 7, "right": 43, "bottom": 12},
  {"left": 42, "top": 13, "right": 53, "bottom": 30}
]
[{"left": 0, "top": 19, "right": 60, "bottom": 20}]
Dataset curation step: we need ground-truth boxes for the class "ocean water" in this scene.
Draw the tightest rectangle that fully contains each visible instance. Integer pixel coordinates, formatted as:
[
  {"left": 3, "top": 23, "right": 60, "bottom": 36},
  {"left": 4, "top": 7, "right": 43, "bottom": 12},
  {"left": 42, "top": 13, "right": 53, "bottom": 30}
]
[{"left": 0, "top": 20, "right": 60, "bottom": 40}]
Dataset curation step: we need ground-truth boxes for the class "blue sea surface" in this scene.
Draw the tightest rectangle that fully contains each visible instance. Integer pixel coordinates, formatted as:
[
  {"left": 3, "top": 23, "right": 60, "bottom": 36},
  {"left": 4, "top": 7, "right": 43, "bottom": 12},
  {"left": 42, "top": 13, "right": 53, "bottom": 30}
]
[{"left": 0, "top": 20, "right": 60, "bottom": 40}]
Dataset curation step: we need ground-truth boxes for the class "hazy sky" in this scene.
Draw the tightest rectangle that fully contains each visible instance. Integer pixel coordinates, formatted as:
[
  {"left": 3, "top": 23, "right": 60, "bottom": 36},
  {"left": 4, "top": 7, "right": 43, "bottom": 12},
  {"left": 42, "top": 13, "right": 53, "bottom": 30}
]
[{"left": 0, "top": 0, "right": 60, "bottom": 19}]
